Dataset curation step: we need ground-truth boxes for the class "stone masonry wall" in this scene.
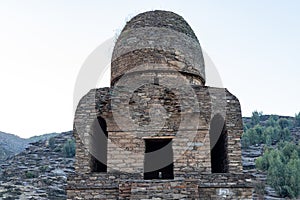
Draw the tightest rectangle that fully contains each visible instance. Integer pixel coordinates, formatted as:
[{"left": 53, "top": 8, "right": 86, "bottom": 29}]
[
  {"left": 67, "top": 173, "right": 252, "bottom": 199},
  {"left": 72, "top": 85, "right": 243, "bottom": 175}
]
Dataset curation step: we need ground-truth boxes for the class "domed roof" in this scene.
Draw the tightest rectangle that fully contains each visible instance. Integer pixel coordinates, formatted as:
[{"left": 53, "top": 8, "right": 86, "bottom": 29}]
[
  {"left": 111, "top": 10, "right": 205, "bottom": 85},
  {"left": 122, "top": 10, "right": 199, "bottom": 41}
]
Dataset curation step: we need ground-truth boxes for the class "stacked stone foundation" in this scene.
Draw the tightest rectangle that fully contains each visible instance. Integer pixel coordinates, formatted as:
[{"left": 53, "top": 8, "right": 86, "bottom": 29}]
[{"left": 67, "top": 173, "right": 252, "bottom": 199}]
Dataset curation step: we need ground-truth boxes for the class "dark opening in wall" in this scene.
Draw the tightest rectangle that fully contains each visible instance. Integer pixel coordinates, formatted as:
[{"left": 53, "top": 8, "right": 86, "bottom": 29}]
[
  {"left": 90, "top": 117, "right": 108, "bottom": 172},
  {"left": 154, "top": 77, "right": 159, "bottom": 85},
  {"left": 210, "top": 114, "right": 228, "bottom": 173},
  {"left": 144, "top": 139, "right": 174, "bottom": 179}
]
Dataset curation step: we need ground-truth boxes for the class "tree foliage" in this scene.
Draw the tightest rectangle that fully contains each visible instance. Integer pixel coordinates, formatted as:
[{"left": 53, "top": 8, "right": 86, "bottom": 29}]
[
  {"left": 62, "top": 139, "right": 76, "bottom": 158},
  {"left": 251, "top": 111, "right": 262, "bottom": 126},
  {"left": 242, "top": 112, "right": 292, "bottom": 148},
  {"left": 295, "top": 112, "right": 300, "bottom": 127},
  {"left": 243, "top": 111, "right": 300, "bottom": 198},
  {"left": 48, "top": 137, "right": 56, "bottom": 149},
  {"left": 255, "top": 142, "right": 300, "bottom": 198}
]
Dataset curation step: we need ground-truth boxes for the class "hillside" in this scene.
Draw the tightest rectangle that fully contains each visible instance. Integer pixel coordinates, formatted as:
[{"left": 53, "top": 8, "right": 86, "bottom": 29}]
[
  {"left": 0, "top": 131, "right": 74, "bottom": 199},
  {"left": 0, "top": 131, "right": 58, "bottom": 162},
  {"left": 242, "top": 112, "right": 300, "bottom": 199},
  {"left": 0, "top": 131, "right": 28, "bottom": 162}
]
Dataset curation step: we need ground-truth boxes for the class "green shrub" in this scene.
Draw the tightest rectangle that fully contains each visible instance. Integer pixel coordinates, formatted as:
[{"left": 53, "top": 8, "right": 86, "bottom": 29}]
[
  {"left": 48, "top": 137, "right": 55, "bottom": 149},
  {"left": 256, "top": 142, "right": 300, "bottom": 198},
  {"left": 62, "top": 139, "right": 75, "bottom": 158},
  {"left": 266, "top": 115, "right": 278, "bottom": 127},
  {"left": 25, "top": 171, "right": 37, "bottom": 179},
  {"left": 39, "top": 165, "right": 49, "bottom": 172},
  {"left": 278, "top": 118, "right": 292, "bottom": 129}
]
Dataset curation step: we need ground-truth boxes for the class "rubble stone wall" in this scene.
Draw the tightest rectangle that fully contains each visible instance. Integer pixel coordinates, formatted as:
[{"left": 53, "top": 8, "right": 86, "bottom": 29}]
[
  {"left": 67, "top": 173, "right": 252, "bottom": 199},
  {"left": 72, "top": 86, "right": 243, "bottom": 175}
]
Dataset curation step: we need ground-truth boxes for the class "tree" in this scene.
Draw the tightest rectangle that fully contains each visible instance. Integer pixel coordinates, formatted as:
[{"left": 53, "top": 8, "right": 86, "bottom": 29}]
[
  {"left": 256, "top": 142, "right": 300, "bottom": 198},
  {"left": 262, "top": 126, "right": 279, "bottom": 145},
  {"left": 278, "top": 118, "right": 292, "bottom": 129},
  {"left": 265, "top": 135, "right": 272, "bottom": 146},
  {"left": 256, "top": 156, "right": 268, "bottom": 171},
  {"left": 266, "top": 116, "right": 277, "bottom": 127},
  {"left": 48, "top": 137, "right": 55, "bottom": 149},
  {"left": 295, "top": 112, "right": 300, "bottom": 127},
  {"left": 271, "top": 126, "right": 281, "bottom": 143},
  {"left": 281, "top": 142, "right": 297, "bottom": 161},
  {"left": 63, "top": 139, "right": 76, "bottom": 158},
  {"left": 267, "top": 154, "right": 286, "bottom": 197},
  {"left": 279, "top": 128, "right": 291, "bottom": 142},
  {"left": 241, "top": 133, "right": 251, "bottom": 148},
  {"left": 285, "top": 158, "right": 300, "bottom": 198},
  {"left": 254, "top": 125, "right": 264, "bottom": 143},
  {"left": 247, "top": 128, "right": 259, "bottom": 145},
  {"left": 251, "top": 111, "right": 262, "bottom": 126}
]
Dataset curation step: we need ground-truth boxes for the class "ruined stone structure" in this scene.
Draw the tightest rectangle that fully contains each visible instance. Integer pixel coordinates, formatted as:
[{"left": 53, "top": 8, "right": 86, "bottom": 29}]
[{"left": 67, "top": 10, "right": 253, "bottom": 199}]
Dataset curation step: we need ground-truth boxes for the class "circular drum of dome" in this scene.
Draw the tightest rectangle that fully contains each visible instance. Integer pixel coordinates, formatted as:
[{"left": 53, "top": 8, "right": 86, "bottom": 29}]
[{"left": 111, "top": 10, "right": 206, "bottom": 86}]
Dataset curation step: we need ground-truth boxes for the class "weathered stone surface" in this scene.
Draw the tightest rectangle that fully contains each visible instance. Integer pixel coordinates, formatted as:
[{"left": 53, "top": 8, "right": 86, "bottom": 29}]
[{"left": 68, "top": 10, "right": 253, "bottom": 199}]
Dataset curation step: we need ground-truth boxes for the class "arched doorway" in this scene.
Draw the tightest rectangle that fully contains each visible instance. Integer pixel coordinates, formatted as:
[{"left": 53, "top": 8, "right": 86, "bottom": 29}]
[
  {"left": 210, "top": 114, "right": 228, "bottom": 173},
  {"left": 90, "top": 116, "right": 108, "bottom": 172}
]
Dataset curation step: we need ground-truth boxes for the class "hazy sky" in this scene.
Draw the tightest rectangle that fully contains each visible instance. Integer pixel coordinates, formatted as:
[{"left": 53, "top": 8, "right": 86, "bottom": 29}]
[{"left": 0, "top": 0, "right": 299, "bottom": 138}]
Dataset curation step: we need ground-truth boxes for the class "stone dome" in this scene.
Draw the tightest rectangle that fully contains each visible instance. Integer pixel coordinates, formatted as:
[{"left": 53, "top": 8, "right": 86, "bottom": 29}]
[
  {"left": 111, "top": 10, "right": 206, "bottom": 86},
  {"left": 122, "top": 10, "right": 199, "bottom": 41}
]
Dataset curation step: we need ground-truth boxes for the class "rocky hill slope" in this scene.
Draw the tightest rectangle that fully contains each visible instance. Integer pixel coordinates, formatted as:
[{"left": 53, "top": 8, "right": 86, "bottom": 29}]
[
  {"left": 242, "top": 114, "right": 300, "bottom": 199},
  {"left": 0, "top": 131, "right": 74, "bottom": 199},
  {"left": 0, "top": 131, "right": 58, "bottom": 162}
]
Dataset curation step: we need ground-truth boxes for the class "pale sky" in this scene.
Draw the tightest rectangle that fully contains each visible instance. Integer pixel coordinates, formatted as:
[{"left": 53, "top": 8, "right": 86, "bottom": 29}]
[{"left": 0, "top": 0, "right": 299, "bottom": 138}]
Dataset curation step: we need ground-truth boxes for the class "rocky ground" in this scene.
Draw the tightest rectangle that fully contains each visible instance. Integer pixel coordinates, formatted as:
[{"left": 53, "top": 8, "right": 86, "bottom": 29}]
[{"left": 0, "top": 131, "right": 74, "bottom": 199}]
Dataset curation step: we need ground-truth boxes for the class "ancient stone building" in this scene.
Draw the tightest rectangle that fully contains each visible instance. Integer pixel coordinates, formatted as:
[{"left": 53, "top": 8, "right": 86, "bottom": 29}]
[{"left": 67, "top": 10, "right": 253, "bottom": 199}]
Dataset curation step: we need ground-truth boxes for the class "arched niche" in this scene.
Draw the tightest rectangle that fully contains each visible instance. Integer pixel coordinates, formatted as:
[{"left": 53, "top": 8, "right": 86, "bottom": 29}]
[
  {"left": 89, "top": 116, "right": 108, "bottom": 172},
  {"left": 209, "top": 114, "right": 228, "bottom": 173}
]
